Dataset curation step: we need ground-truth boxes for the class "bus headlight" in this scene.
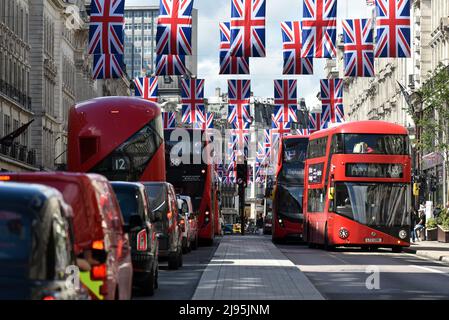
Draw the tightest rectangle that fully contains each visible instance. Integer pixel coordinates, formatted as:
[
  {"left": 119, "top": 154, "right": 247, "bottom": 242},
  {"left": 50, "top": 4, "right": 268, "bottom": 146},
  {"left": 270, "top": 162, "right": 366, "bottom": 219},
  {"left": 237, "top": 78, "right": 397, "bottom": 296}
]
[
  {"left": 399, "top": 229, "right": 407, "bottom": 240},
  {"left": 339, "top": 227, "right": 349, "bottom": 239},
  {"left": 278, "top": 219, "right": 284, "bottom": 228}
]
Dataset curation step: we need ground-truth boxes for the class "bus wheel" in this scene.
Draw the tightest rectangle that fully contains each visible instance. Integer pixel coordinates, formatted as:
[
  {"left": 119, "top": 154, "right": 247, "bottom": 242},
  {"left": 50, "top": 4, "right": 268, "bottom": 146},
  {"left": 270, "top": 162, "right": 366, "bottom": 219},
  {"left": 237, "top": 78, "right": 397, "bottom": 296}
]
[
  {"left": 392, "top": 247, "right": 403, "bottom": 253},
  {"left": 307, "top": 241, "right": 316, "bottom": 249},
  {"left": 323, "top": 226, "right": 335, "bottom": 251}
]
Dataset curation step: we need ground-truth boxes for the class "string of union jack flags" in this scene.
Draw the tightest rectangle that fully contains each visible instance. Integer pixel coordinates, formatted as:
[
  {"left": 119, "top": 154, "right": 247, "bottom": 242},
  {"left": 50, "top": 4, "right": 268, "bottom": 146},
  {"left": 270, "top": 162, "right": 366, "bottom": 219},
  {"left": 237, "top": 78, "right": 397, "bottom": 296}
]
[{"left": 85, "top": 0, "right": 412, "bottom": 183}]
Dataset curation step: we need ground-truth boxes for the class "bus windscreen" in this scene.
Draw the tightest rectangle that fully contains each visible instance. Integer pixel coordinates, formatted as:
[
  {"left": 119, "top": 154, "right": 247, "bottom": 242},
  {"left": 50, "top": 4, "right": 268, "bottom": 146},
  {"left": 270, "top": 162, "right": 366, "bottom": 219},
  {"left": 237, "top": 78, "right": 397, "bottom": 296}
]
[{"left": 334, "top": 182, "right": 409, "bottom": 227}]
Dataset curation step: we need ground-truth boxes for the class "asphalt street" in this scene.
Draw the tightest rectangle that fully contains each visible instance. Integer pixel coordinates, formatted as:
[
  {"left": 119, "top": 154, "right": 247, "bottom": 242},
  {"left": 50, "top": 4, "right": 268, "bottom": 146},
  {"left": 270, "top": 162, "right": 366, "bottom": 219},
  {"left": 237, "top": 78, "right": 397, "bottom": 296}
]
[
  {"left": 277, "top": 243, "right": 449, "bottom": 300},
  {"left": 134, "top": 238, "right": 220, "bottom": 300}
]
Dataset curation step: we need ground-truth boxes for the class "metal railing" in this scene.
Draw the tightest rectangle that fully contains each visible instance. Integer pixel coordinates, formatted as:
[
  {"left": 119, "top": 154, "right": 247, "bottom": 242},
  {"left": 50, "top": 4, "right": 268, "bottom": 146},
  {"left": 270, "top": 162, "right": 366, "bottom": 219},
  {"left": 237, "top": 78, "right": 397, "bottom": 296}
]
[
  {"left": 0, "top": 79, "right": 32, "bottom": 110},
  {"left": 0, "top": 143, "right": 36, "bottom": 166}
]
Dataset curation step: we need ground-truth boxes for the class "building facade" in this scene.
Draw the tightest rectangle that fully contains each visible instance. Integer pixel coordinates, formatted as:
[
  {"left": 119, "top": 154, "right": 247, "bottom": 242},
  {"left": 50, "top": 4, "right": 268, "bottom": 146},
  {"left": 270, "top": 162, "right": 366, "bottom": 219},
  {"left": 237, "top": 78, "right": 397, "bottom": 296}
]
[
  {"left": 0, "top": 0, "right": 36, "bottom": 171},
  {"left": 0, "top": 0, "right": 130, "bottom": 172}
]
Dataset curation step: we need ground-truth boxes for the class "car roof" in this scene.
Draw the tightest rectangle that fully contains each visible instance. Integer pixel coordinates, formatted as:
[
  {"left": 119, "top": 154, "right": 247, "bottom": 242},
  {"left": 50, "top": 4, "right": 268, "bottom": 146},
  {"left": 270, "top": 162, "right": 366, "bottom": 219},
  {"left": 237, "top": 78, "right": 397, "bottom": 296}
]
[
  {"left": 0, "top": 172, "right": 108, "bottom": 184},
  {"left": 111, "top": 181, "right": 145, "bottom": 190},
  {"left": 0, "top": 182, "right": 63, "bottom": 213}
]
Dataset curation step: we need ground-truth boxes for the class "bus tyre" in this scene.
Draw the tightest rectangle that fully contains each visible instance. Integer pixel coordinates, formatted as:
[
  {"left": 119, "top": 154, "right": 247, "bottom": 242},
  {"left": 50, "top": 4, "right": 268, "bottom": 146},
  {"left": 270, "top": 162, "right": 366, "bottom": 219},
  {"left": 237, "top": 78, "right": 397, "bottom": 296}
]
[
  {"left": 191, "top": 237, "right": 198, "bottom": 250},
  {"left": 392, "top": 247, "right": 403, "bottom": 253},
  {"left": 168, "top": 253, "right": 179, "bottom": 270},
  {"left": 324, "top": 226, "right": 335, "bottom": 251}
]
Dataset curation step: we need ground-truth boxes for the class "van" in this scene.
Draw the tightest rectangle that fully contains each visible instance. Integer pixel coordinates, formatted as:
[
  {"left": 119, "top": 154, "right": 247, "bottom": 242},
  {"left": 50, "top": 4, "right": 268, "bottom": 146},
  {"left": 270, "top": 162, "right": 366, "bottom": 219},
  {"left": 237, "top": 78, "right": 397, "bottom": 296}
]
[
  {"left": 0, "top": 183, "right": 90, "bottom": 300},
  {"left": 143, "top": 182, "right": 183, "bottom": 270},
  {"left": 0, "top": 173, "right": 133, "bottom": 300}
]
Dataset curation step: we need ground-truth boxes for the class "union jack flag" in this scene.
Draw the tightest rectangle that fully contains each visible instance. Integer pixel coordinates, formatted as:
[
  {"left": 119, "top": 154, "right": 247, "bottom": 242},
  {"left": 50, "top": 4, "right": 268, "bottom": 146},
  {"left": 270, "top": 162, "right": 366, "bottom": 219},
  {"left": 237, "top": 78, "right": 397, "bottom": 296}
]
[
  {"left": 133, "top": 77, "right": 158, "bottom": 102},
  {"left": 156, "top": 0, "right": 193, "bottom": 55},
  {"left": 163, "top": 112, "right": 177, "bottom": 129},
  {"left": 231, "top": 121, "right": 250, "bottom": 155},
  {"left": 320, "top": 79, "right": 344, "bottom": 129},
  {"left": 308, "top": 112, "right": 323, "bottom": 133},
  {"left": 155, "top": 54, "right": 188, "bottom": 76},
  {"left": 92, "top": 54, "right": 125, "bottom": 80},
  {"left": 230, "top": 0, "right": 266, "bottom": 58},
  {"left": 295, "top": 128, "right": 310, "bottom": 136},
  {"left": 273, "top": 80, "right": 298, "bottom": 123},
  {"left": 88, "top": 0, "right": 125, "bottom": 55},
  {"left": 281, "top": 21, "right": 313, "bottom": 75},
  {"left": 342, "top": 19, "right": 375, "bottom": 77},
  {"left": 193, "top": 112, "right": 214, "bottom": 130},
  {"left": 181, "top": 79, "right": 205, "bottom": 124},
  {"left": 272, "top": 120, "right": 291, "bottom": 134},
  {"left": 219, "top": 22, "right": 250, "bottom": 75},
  {"left": 227, "top": 80, "right": 252, "bottom": 124},
  {"left": 374, "top": 0, "right": 411, "bottom": 58},
  {"left": 301, "top": 0, "right": 337, "bottom": 59}
]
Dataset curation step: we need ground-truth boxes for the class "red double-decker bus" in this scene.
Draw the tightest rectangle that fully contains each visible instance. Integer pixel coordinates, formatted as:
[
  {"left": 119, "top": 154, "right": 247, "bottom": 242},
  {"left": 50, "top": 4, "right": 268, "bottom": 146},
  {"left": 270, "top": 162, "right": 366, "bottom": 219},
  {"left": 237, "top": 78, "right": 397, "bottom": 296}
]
[
  {"left": 304, "top": 121, "right": 412, "bottom": 252},
  {"left": 272, "top": 135, "right": 309, "bottom": 243},
  {"left": 164, "top": 128, "right": 217, "bottom": 245},
  {"left": 67, "top": 97, "right": 166, "bottom": 182}
]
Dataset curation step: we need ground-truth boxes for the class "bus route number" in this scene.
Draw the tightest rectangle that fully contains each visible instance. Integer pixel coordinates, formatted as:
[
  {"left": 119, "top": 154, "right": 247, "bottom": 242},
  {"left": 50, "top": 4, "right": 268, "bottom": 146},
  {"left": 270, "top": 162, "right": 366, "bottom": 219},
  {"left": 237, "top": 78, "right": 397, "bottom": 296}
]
[{"left": 113, "top": 157, "right": 129, "bottom": 171}]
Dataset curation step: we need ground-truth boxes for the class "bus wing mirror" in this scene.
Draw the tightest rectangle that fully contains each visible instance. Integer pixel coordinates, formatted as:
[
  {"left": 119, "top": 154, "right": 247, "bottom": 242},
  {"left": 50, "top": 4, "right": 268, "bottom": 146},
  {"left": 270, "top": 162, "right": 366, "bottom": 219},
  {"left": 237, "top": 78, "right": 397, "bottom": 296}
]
[{"left": 328, "top": 187, "right": 335, "bottom": 201}]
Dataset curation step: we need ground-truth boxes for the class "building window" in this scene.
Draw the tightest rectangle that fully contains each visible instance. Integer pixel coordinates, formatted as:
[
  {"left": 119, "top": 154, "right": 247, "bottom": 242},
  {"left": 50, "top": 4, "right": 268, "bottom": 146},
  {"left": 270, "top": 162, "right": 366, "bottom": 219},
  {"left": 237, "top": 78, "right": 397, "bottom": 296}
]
[{"left": 3, "top": 115, "right": 11, "bottom": 136}]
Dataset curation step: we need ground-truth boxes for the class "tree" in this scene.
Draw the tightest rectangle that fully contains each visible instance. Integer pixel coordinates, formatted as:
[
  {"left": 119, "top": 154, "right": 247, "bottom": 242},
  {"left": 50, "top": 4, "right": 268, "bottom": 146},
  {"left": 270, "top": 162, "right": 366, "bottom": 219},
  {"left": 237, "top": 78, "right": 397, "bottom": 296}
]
[{"left": 404, "top": 63, "right": 449, "bottom": 204}]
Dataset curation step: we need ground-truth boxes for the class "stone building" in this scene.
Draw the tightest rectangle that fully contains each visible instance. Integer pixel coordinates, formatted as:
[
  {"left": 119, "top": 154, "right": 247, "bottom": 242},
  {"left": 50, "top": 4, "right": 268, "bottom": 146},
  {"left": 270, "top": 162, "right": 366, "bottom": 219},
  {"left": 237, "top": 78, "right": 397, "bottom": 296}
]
[
  {"left": 1, "top": 0, "right": 130, "bottom": 172},
  {"left": 0, "top": 0, "right": 35, "bottom": 171}
]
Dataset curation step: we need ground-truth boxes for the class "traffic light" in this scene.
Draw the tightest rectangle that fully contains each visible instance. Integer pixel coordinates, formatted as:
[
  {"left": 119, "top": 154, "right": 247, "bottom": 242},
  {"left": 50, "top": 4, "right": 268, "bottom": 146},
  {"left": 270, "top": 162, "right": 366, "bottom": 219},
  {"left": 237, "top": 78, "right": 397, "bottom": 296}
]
[
  {"left": 413, "top": 183, "right": 420, "bottom": 196},
  {"left": 236, "top": 161, "right": 248, "bottom": 186}
]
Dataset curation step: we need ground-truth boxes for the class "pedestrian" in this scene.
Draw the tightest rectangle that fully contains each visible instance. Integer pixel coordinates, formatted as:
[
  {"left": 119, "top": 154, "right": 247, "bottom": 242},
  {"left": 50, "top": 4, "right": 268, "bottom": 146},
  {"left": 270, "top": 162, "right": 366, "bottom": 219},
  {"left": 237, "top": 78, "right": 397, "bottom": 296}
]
[
  {"left": 256, "top": 214, "right": 264, "bottom": 235},
  {"left": 410, "top": 208, "right": 418, "bottom": 243},
  {"left": 413, "top": 206, "right": 427, "bottom": 241}
]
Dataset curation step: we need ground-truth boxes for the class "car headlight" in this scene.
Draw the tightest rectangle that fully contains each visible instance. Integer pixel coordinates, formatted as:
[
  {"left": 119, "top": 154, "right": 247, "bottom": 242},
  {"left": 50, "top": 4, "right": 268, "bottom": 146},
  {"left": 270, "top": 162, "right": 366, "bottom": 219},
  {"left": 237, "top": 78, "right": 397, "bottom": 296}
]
[
  {"left": 399, "top": 229, "right": 407, "bottom": 240},
  {"left": 339, "top": 227, "right": 349, "bottom": 239}
]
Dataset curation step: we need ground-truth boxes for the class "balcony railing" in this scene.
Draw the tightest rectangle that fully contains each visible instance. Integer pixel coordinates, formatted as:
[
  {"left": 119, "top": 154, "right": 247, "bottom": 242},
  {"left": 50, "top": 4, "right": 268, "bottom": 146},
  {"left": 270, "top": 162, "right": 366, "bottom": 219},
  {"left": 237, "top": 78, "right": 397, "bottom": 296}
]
[
  {"left": 0, "top": 79, "right": 32, "bottom": 110},
  {"left": 0, "top": 143, "right": 36, "bottom": 166}
]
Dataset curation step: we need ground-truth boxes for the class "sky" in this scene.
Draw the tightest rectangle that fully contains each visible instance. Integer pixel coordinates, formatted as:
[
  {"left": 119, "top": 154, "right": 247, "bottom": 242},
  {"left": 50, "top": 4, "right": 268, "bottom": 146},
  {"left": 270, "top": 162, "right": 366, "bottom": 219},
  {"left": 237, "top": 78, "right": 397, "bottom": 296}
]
[{"left": 126, "top": 0, "right": 373, "bottom": 109}]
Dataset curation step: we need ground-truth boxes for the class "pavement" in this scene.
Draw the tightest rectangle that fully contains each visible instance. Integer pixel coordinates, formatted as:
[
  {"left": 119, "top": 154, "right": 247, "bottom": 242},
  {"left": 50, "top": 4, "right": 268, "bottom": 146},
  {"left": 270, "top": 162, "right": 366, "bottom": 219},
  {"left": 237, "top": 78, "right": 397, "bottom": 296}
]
[
  {"left": 279, "top": 244, "right": 449, "bottom": 300},
  {"left": 134, "top": 238, "right": 219, "bottom": 300},
  {"left": 404, "top": 241, "right": 449, "bottom": 265},
  {"left": 192, "top": 235, "right": 324, "bottom": 300}
]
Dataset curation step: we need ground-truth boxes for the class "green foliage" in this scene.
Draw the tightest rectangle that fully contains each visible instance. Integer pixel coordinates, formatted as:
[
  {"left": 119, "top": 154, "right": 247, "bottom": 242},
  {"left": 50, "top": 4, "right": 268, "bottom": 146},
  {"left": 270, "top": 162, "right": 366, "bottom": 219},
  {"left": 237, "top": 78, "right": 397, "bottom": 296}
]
[
  {"left": 426, "top": 217, "right": 438, "bottom": 229},
  {"left": 437, "top": 208, "right": 449, "bottom": 231},
  {"left": 407, "top": 64, "right": 449, "bottom": 155}
]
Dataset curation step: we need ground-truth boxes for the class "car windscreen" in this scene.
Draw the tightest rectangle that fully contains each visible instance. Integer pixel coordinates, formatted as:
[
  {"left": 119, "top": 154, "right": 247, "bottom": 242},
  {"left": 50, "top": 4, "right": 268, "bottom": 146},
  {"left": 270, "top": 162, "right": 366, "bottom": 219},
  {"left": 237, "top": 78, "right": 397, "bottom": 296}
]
[
  {"left": 145, "top": 185, "right": 167, "bottom": 213},
  {"left": 112, "top": 187, "right": 140, "bottom": 224},
  {"left": 0, "top": 210, "right": 32, "bottom": 270}
]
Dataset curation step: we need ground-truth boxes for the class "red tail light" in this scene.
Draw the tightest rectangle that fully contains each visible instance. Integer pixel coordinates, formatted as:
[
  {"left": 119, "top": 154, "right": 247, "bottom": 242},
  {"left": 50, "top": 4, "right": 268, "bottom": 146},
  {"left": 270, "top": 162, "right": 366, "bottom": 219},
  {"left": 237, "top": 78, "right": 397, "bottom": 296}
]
[
  {"left": 92, "top": 240, "right": 105, "bottom": 250},
  {"left": 42, "top": 296, "right": 56, "bottom": 300},
  {"left": 136, "top": 229, "right": 148, "bottom": 251},
  {"left": 92, "top": 264, "right": 107, "bottom": 280}
]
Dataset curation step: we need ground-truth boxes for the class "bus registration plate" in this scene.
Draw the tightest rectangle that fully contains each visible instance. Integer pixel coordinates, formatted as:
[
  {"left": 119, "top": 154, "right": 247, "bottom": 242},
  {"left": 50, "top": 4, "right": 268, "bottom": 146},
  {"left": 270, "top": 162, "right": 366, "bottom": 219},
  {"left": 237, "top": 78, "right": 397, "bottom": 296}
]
[{"left": 364, "top": 238, "right": 383, "bottom": 243}]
